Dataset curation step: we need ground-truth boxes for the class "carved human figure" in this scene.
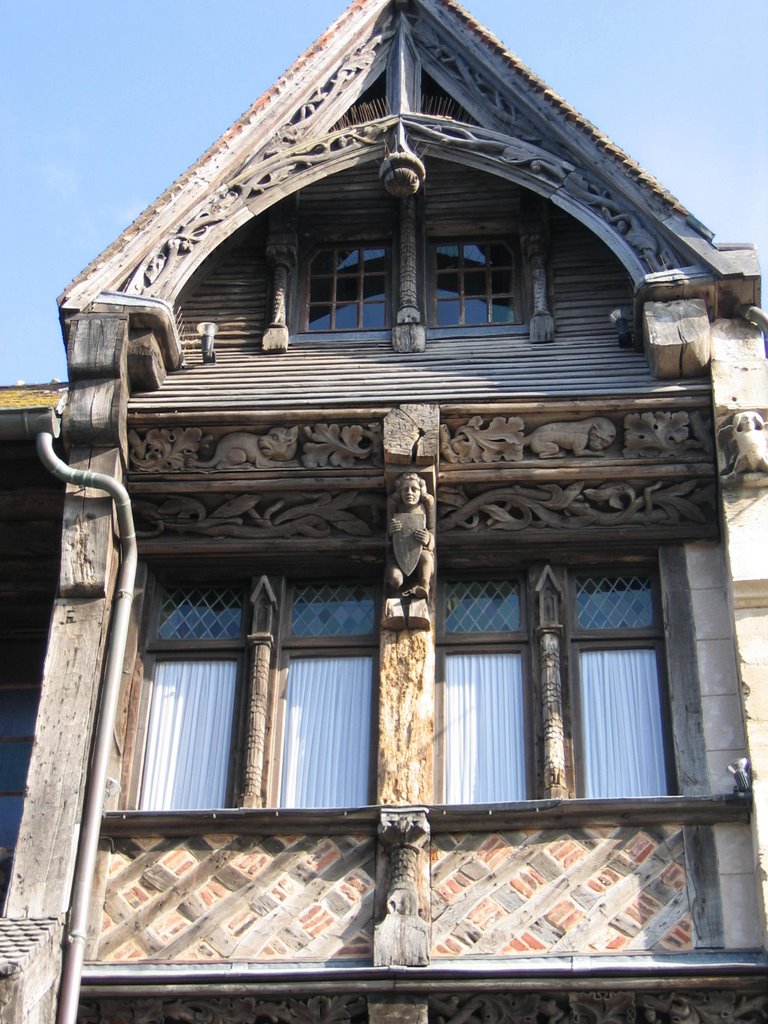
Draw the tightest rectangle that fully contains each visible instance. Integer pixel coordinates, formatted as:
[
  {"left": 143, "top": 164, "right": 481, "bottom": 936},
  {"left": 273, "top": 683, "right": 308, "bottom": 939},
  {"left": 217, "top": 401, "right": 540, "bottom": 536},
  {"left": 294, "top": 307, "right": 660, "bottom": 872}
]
[
  {"left": 524, "top": 417, "right": 616, "bottom": 459},
  {"left": 387, "top": 472, "right": 435, "bottom": 601}
]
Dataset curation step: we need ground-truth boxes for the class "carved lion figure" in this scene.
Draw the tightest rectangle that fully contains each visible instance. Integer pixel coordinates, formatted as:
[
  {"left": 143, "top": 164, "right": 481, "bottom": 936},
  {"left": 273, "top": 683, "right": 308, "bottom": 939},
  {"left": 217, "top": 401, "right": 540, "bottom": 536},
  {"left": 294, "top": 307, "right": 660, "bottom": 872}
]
[
  {"left": 524, "top": 417, "right": 616, "bottom": 459},
  {"left": 192, "top": 427, "right": 299, "bottom": 470}
]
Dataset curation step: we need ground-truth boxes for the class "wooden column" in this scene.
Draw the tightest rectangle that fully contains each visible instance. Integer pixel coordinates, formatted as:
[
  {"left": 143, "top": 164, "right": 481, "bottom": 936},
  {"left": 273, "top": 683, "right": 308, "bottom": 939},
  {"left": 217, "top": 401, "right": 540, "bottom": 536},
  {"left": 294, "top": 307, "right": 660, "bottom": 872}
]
[
  {"left": 377, "top": 405, "right": 439, "bottom": 804},
  {"left": 240, "top": 576, "right": 277, "bottom": 807},
  {"left": 262, "top": 201, "right": 298, "bottom": 353},
  {"left": 522, "top": 225, "right": 555, "bottom": 343},
  {"left": 534, "top": 565, "right": 568, "bottom": 799}
]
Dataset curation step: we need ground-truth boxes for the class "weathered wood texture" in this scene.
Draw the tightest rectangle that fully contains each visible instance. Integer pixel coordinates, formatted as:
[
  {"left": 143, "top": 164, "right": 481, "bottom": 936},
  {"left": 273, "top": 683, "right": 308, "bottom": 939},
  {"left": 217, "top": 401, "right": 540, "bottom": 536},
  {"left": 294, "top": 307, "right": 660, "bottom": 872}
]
[
  {"left": 377, "top": 628, "right": 435, "bottom": 805},
  {"left": 644, "top": 300, "right": 711, "bottom": 379},
  {"left": 97, "top": 834, "right": 374, "bottom": 962},
  {"left": 383, "top": 404, "right": 439, "bottom": 466},
  {"left": 658, "top": 546, "right": 709, "bottom": 796},
  {"left": 683, "top": 824, "right": 724, "bottom": 947},
  {"left": 0, "top": 919, "right": 62, "bottom": 1024},
  {"left": 5, "top": 596, "right": 112, "bottom": 918},
  {"left": 370, "top": 998, "right": 428, "bottom": 1024},
  {"left": 59, "top": 447, "right": 120, "bottom": 599},
  {"left": 176, "top": 220, "right": 269, "bottom": 352},
  {"left": 374, "top": 810, "right": 431, "bottom": 967},
  {"left": 67, "top": 315, "right": 128, "bottom": 382},
  {"left": 430, "top": 826, "right": 694, "bottom": 957}
]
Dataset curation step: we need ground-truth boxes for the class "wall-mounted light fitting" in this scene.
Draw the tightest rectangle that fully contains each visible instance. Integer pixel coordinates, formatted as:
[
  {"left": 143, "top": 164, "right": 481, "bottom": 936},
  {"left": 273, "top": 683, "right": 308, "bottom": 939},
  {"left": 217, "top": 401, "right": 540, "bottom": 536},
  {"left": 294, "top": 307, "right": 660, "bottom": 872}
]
[
  {"left": 609, "top": 307, "right": 633, "bottom": 349},
  {"left": 196, "top": 321, "right": 218, "bottom": 364},
  {"left": 727, "top": 757, "right": 751, "bottom": 794}
]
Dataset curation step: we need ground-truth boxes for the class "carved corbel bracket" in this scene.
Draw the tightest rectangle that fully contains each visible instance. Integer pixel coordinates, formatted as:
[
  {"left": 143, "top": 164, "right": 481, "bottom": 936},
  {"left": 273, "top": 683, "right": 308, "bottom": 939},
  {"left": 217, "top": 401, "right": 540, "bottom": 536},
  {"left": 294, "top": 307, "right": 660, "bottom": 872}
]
[{"left": 374, "top": 808, "right": 431, "bottom": 966}]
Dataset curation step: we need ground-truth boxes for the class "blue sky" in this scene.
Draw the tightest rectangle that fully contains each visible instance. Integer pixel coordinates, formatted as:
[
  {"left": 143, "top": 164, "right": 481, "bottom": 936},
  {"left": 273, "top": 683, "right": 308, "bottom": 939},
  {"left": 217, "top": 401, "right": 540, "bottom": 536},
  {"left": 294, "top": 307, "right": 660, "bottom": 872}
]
[{"left": 3, "top": 0, "right": 766, "bottom": 384}]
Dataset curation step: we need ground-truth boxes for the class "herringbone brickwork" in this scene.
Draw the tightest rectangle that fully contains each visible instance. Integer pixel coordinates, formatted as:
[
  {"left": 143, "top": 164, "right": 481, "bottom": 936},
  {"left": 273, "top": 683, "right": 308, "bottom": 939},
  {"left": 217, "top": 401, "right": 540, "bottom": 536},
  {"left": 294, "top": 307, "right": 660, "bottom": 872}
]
[
  {"left": 98, "top": 834, "right": 375, "bottom": 962},
  {"left": 430, "top": 826, "right": 693, "bottom": 956}
]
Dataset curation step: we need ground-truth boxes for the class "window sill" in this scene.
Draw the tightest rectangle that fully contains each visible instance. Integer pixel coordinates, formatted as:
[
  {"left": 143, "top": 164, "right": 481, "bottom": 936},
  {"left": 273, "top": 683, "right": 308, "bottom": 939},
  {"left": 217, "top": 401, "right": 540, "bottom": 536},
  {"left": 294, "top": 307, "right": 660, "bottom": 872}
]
[{"left": 102, "top": 793, "right": 750, "bottom": 837}]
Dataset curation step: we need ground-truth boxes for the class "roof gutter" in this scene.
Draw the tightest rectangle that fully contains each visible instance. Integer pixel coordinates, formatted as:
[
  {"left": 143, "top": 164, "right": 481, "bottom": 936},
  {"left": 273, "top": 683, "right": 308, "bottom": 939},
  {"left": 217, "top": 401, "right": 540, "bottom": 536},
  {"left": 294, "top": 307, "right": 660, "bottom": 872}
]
[{"left": 0, "top": 410, "right": 137, "bottom": 1024}]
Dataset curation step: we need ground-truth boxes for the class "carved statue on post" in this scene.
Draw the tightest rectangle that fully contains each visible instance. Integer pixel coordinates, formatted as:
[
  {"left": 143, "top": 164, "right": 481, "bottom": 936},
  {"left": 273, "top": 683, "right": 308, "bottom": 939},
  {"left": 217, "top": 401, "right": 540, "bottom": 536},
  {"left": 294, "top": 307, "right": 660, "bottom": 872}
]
[
  {"left": 374, "top": 809, "right": 430, "bottom": 966},
  {"left": 383, "top": 472, "right": 435, "bottom": 631}
]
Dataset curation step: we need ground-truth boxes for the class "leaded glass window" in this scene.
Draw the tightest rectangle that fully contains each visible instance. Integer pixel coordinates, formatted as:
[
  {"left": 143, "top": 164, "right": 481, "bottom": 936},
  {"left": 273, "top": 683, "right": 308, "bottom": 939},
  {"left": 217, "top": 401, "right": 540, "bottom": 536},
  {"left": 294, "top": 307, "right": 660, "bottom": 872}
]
[
  {"left": 576, "top": 575, "right": 654, "bottom": 630},
  {"left": 291, "top": 583, "right": 375, "bottom": 637},
  {"left": 431, "top": 241, "right": 518, "bottom": 326},
  {"left": 444, "top": 579, "right": 520, "bottom": 633},
  {"left": 158, "top": 587, "right": 243, "bottom": 640},
  {"left": 306, "top": 246, "right": 389, "bottom": 331}
]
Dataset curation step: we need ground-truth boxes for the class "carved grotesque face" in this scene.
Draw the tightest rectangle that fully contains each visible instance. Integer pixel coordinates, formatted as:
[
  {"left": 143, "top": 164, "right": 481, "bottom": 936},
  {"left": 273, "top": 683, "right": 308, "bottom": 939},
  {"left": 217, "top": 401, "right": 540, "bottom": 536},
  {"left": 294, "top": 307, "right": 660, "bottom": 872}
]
[
  {"left": 399, "top": 475, "right": 422, "bottom": 508},
  {"left": 259, "top": 426, "right": 298, "bottom": 460},
  {"left": 588, "top": 419, "right": 616, "bottom": 451}
]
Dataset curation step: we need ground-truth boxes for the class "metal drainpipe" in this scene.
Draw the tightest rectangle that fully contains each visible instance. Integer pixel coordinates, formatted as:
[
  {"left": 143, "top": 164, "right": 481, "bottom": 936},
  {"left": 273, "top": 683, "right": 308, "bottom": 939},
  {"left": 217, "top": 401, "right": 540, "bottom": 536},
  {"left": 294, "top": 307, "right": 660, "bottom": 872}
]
[
  {"left": 739, "top": 305, "right": 768, "bottom": 354},
  {"left": 31, "top": 433, "right": 138, "bottom": 1024}
]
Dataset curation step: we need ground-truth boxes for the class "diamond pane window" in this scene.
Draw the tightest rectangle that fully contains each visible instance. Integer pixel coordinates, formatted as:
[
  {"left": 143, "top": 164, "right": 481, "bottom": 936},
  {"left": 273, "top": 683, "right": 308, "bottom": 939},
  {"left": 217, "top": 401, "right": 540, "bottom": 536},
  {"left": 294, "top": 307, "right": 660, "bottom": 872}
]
[
  {"left": 445, "top": 580, "right": 520, "bottom": 634},
  {"left": 158, "top": 587, "right": 243, "bottom": 640},
  {"left": 307, "top": 245, "right": 389, "bottom": 331},
  {"left": 576, "top": 576, "right": 654, "bottom": 630},
  {"left": 291, "top": 584, "right": 375, "bottom": 637},
  {"left": 431, "top": 241, "right": 518, "bottom": 326}
]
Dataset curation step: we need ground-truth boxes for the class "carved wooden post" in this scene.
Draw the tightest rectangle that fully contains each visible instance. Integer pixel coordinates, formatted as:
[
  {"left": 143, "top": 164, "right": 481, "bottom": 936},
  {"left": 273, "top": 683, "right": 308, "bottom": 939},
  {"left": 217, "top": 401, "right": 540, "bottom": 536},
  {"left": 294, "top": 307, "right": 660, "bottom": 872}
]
[
  {"left": 240, "top": 575, "right": 277, "bottom": 807},
  {"left": 378, "top": 405, "right": 438, "bottom": 804},
  {"left": 263, "top": 239, "right": 297, "bottom": 353},
  {"left": 374, "top": 808, "right": 430, "bottom": 966},
  {"left": 523, "top": 226, "right": 555, "bottom": 343},
  {"left": 263, "top": 200, "right": 298, "bottom": 353},
  {"left": 534, "top": 564, "right": 568, "bottom": 799}
]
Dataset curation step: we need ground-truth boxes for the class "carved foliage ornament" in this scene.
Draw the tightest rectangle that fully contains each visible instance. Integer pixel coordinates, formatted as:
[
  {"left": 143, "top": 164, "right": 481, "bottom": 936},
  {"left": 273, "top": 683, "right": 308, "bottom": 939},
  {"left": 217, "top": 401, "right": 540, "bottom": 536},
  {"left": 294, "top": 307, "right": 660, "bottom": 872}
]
[
  {"left": 440, "top": 412, "right": 712, "bottom": 465},
  {"left": 133, "top": 490, "right": 384, "bottom": 539},
  {"left": 78, "top": 995, "right": 368, "bottom": 1024},
  {"left": 429, "top": 991, "right": 767, "bottom": 1024},
  {"left": 438, "top": 479, "right": 715, "bottom": 533},
  {"left": 128, "top": 423, "right": 383, "bottom": 472}
]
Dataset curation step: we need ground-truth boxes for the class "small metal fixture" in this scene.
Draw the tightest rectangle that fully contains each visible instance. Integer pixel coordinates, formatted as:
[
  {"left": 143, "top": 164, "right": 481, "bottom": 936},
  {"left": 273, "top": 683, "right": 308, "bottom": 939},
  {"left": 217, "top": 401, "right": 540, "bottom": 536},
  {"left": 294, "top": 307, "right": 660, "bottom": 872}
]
[
  {"left": 727, "top": 757, "right": 751, "bottom": 793},
  {"left": 609, "top": 307, "right": 633, "bottom": 349},
  {"left": 196, "top": 321, "right": 218, "bottom": 364}
]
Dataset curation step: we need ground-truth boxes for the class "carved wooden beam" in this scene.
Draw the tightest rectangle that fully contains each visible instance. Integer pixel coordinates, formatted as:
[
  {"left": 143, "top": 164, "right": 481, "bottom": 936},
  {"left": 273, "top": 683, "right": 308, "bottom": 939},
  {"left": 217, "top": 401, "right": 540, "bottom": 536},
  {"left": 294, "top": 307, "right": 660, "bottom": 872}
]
[{"left": 240, "top": 576, "right": 278, "bottom": 808}]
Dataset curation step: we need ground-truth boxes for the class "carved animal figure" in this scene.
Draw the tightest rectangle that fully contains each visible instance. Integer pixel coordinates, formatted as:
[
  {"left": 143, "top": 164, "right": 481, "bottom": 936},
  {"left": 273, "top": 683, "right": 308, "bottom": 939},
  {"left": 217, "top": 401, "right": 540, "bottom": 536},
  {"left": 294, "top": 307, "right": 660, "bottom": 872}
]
[
  {"left": 192, "top": 427, "right": 299, "bottom": 470},
  {"left": 731, "top": 411, "right": 768, "bottom": 474},
  {"left": 524, "top": 417, "right": 616, "bottom": 459}
]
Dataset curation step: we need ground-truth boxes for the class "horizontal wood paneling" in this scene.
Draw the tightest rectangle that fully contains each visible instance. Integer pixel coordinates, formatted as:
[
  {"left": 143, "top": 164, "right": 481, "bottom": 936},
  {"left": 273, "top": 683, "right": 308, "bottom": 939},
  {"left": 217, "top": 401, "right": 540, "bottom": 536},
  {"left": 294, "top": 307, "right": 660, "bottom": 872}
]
[{"left": 129, "top": 334, "right": 708, "bottom": 413}]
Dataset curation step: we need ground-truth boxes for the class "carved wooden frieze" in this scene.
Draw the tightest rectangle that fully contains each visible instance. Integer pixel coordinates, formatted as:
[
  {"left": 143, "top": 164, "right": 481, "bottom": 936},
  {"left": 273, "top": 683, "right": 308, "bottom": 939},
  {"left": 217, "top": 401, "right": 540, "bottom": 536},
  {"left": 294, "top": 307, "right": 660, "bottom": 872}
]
[
  {"left": 428, "top": 991, "right": 768, "bottom": 1024},
  {"left": 128, "top": 422, "right": 383, "bottom": 473},
  {"left": 440, "top": 410, "right": 713, "bottom": 466},
  {"left": 133, "top": 490, "right": 385, "bottom": 540},
  {"left": 77, "top": 991, "right": 767, "bottom": 1024},
  {"left": 438, "top": 479, "right": 716, "bottom": 535},
  {"left": 79, "top": 995, "right": 369, "bottom": 1024}
]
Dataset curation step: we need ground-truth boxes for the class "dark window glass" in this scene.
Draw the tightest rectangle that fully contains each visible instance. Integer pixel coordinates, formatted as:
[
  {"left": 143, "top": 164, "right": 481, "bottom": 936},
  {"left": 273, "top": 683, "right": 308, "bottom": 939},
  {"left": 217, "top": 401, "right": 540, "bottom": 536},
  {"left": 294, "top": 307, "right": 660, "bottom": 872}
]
[
  {"left": 430, "top": 241, "right": 518, "bottom": 327},
  {"left": 306, "top": 246, "right": 389, "bottom": 331},
  {"left": 576, "top": 576, "right": 655, "bottom": 630},
  {"left": 445, "top": 580, "right": 521, "bottom": 634},
  {"left": 291, "top": 583, "right": 375, "bottom": 638},
  {"left": 158, "top": 587, "right": 243, "bottom": 640}
]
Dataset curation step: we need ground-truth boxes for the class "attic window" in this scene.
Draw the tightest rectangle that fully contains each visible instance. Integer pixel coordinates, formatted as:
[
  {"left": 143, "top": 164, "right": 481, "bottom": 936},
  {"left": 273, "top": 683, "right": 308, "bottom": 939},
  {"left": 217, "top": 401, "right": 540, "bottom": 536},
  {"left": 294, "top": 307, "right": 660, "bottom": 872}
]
[
  {"left": 306, "top": 245, "right": 390, "bottom": 331},
  {"left": 430, "top": 241, "right": 519, "bottom": 327}
]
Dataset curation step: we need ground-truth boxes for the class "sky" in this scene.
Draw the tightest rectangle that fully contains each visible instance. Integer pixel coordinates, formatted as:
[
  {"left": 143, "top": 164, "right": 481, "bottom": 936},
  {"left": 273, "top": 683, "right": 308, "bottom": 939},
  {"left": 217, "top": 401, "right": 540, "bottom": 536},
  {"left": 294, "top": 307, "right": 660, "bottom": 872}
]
[{"left": 2, "top": 0, "right": 767, "bottom": 385}]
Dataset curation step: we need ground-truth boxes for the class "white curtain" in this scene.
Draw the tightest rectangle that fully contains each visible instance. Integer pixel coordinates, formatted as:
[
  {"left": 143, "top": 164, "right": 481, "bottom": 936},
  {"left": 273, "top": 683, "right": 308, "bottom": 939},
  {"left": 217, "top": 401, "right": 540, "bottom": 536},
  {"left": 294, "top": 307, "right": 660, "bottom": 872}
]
[
  {"left": 280, "top": 656, "right": 372, "bottom": 808},
  {"left": 444, "top": 652, "right": 526, "bottom": 803},
  {"left": 579, "top": 649, "right": 666, "bottom": 798},
  {"left": 140, "top": 660, "right": 237, "bottom": 811}
]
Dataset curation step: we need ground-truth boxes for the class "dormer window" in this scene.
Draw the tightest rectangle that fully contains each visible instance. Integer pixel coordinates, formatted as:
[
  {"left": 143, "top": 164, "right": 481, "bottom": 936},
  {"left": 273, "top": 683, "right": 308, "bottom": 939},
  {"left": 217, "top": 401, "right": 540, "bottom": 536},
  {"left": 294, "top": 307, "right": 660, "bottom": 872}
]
[
  {"left": 306, "top": 245, "right": 390, "bottom": 332},
  {"left": 431, "top": 240, "right": 520, "bottom": 327}
]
